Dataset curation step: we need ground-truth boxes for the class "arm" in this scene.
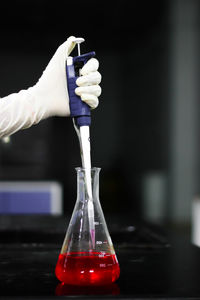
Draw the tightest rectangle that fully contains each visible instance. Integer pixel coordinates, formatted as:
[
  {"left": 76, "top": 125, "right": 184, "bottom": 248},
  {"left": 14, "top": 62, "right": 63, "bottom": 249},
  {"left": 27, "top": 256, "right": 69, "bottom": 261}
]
[{"left": 0, "top": 36, "right": 101, "bottom": 138}]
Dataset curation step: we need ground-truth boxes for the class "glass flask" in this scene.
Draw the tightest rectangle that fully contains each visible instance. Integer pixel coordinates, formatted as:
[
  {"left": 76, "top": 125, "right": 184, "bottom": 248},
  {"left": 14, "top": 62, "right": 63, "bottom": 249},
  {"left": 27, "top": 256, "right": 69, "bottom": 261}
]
[{"left": 55, "top": 167, "right": 120, "bottom": 286}]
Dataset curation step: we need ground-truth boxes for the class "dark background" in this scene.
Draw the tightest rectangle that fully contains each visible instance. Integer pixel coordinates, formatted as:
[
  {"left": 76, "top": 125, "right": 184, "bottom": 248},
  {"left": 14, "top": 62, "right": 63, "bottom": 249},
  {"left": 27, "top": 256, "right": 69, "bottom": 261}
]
[{"left": 0, "top": 0, "right": 198, "bottom": 224}]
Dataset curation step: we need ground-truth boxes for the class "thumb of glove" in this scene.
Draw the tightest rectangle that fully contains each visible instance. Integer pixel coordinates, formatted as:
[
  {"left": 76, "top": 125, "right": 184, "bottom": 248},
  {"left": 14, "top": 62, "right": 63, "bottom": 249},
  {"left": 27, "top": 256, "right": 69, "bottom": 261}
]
[
  {"left": 46, "top": 36, "right": 76, "bottom": 72},
  {"left": 66, "top": 36, "right": 77, "bottom": 56},
  {"left": 55, "top": 35, "right": 77, "bottom": 60},
  {"left": 32, "top": 36, "right": 77, "bottom": 118}
]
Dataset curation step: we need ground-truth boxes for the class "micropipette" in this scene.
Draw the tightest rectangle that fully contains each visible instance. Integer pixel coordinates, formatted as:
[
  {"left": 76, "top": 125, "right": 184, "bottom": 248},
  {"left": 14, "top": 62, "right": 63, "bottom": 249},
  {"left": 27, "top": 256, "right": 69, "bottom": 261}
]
[{"left": 66, "top": 38, "right": 96, "bottom": 248}]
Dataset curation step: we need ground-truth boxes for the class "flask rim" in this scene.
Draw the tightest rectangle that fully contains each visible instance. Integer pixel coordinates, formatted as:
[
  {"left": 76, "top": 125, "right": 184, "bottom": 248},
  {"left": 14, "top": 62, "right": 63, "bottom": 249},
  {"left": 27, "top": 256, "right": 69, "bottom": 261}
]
[{"left": 75, "top": 167, "right": 101, "bottom": 172}]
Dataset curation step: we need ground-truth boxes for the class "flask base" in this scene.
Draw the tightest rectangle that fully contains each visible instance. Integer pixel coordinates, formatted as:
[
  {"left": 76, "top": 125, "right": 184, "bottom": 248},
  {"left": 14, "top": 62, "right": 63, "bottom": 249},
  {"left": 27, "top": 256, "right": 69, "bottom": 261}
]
[{"left": 55, "top": 251, "right": 120, "bottom": 286}]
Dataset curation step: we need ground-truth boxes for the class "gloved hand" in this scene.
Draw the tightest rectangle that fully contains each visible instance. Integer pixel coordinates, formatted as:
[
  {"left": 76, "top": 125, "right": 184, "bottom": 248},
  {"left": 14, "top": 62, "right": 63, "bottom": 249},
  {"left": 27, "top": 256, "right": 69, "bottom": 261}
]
[{"left": 0, "top": 36, "right": 102, "bottom": 138}]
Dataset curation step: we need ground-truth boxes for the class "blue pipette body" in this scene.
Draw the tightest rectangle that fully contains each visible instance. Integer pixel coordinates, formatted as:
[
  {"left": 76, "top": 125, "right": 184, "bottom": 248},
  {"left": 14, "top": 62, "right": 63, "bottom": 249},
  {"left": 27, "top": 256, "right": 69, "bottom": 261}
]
[{"left": 66, "top": 51, "right": 96, "bottom": 126}]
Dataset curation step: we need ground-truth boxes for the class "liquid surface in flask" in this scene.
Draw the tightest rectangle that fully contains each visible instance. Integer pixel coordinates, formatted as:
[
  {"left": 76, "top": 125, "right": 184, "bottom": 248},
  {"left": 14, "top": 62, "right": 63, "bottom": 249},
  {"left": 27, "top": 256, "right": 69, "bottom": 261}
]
[{"left": 55, "top": 251, "right": 120, "bottom": 286}]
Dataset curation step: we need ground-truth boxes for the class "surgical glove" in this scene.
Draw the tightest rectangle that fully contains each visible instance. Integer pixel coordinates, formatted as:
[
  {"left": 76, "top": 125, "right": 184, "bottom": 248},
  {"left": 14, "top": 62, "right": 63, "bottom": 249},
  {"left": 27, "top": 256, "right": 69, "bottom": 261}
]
[{"left": 0, "top": 36, "right": 102, "bottom": 138}]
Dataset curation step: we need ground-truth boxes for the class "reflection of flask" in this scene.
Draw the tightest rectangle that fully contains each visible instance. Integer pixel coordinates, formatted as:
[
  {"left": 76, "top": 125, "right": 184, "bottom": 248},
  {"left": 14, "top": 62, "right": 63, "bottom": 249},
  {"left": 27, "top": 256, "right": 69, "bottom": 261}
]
[
  {"left": 55, "top": 282, "right": 120, "bottom": 296},
  {"left": 55, "top": 167, "right": 120, "bottom": 286}
]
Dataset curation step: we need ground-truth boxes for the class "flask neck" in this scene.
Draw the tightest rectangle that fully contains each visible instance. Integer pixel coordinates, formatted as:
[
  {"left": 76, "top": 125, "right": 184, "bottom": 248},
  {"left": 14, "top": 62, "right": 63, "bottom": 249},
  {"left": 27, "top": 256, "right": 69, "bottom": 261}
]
[{"left": 76, "top": 167, "right": 100, "bottom": 202}]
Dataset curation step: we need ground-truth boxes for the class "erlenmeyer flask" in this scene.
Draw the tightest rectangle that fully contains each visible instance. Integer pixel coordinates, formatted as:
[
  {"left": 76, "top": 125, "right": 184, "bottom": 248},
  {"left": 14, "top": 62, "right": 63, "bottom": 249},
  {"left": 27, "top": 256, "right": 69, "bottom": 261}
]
[{"left": 55, "top": 167, "right": 120, "bottom": 286}]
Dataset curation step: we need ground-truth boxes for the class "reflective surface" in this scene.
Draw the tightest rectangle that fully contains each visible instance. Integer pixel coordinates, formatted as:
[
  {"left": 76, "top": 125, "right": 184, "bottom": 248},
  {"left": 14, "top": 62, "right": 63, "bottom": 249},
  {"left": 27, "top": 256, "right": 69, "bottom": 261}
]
[{"left": 1, "top": 216, "right": 200, "bottom": 299}]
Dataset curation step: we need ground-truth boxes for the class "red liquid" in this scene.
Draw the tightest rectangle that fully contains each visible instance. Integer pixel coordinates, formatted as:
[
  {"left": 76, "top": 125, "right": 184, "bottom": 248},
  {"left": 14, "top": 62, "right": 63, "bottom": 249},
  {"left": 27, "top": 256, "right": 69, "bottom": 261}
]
[{"left": 55, "top": 251, "right": 120, "bottom": 286}]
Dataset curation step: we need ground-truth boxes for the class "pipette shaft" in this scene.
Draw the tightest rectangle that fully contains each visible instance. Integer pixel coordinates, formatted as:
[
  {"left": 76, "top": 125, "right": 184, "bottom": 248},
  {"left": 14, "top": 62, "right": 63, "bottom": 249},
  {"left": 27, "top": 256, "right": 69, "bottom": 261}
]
[{"left": 66, "top": 38, "right": 95, "bottom": 248}]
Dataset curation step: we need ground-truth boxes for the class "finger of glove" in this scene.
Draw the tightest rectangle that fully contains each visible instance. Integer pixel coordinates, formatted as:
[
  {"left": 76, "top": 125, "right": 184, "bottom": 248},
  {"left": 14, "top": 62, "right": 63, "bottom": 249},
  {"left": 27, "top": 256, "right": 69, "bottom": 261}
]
[
  {"left": 76, "top": 71, "right": 102, "bottom": 87},
  {"left": 80, "top": 58, "right": 99, "bottom": 75},
  {"left": 81, "top": 94, "right": 99, "bottom": 109},
  {"left": 75, "top": 85, "right": 101, "bottom": 97}
]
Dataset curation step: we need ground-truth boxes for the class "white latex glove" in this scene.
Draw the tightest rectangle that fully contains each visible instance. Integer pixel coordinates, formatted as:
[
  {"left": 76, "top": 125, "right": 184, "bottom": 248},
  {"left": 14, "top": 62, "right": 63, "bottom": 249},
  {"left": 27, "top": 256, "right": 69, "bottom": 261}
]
[{"left": 0, "top": 36, "right": 101, "bottom": 138}]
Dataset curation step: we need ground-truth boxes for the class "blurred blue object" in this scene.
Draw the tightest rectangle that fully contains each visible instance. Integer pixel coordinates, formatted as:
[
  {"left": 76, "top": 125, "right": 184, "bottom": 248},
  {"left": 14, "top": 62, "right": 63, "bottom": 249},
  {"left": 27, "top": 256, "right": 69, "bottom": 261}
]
[{"left": 0, "top": 182, "right": 63, "bottom": 215}]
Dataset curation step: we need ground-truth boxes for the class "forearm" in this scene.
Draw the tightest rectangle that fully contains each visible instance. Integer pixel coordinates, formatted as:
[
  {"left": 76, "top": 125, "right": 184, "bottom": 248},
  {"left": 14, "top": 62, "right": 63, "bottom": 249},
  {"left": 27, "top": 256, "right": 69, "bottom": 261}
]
[{"left": 0, "top": 88, "right": 46, "bottom": 138}]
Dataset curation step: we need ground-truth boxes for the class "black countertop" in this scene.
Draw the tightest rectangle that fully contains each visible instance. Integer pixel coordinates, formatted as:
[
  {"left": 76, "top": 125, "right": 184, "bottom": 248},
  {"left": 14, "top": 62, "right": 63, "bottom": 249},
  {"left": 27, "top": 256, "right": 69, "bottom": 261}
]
[{"left": 0, "top": 215, "right": 199, "bottom": 299}]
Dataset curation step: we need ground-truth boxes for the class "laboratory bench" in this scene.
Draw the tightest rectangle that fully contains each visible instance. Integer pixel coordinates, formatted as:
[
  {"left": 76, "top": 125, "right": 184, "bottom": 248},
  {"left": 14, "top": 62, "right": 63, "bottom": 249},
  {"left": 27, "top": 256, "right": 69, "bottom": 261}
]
[{"left": 0, "top": 215, "right": 200, "bottom": 299}]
